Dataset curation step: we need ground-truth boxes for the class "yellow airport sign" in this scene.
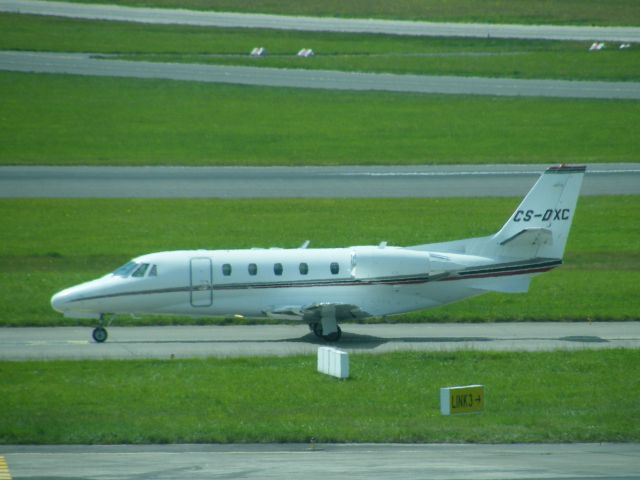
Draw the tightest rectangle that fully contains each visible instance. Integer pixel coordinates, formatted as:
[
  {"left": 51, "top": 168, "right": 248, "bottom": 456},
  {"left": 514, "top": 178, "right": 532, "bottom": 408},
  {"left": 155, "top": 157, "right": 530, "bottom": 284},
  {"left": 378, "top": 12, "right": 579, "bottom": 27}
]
[{"left": 440, "top": 385, "right": 484, "bottom": 415}]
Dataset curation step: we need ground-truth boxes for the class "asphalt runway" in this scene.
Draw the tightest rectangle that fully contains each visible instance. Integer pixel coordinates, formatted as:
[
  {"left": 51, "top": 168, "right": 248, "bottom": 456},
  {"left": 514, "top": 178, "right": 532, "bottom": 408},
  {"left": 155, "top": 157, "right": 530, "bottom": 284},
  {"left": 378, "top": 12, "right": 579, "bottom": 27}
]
[
  {"left": 3, "top": 51, "right": 640, "bottom": 100},
  {"left": 2, "top": 322, "right": 638, "bottom": 360},
  {"left": 3, "top": 443, "right": 639, "bottom": 480},
  {"left": 2, "top": 0, "right": 640, "bottom": 42},
  {"left": 1, "top": 164, "right": 639, "bottom": 198}
]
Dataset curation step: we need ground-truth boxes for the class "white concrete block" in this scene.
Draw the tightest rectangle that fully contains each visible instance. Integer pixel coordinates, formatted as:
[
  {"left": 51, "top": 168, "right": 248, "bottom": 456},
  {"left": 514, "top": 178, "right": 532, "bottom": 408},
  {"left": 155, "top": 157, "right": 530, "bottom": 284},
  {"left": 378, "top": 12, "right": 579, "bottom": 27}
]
[
  {"left": 328, "top": 348, "right": 336, "bottom": 375},
  {"left": 336, "top": 350, "right": 349, "bottom": 379},
  {"left": 317, "top": 347, "right": 349, "bottom": 379},
  {"left": 317, "top": 346, "right": 330, "bottom": 374}
]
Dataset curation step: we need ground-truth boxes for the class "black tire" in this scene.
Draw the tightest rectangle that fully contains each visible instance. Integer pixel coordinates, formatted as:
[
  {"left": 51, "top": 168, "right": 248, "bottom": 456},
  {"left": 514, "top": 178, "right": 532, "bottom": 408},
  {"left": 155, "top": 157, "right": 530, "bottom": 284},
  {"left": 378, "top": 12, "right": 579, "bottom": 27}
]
[
  {"left": 312, "top": 323, "right": 323, "bottom": 338},
  {"left": 323, "top": 326, "right": 342, "bottom": 342},
  {"left": 92, "top": 326, "right": 108, "bottom": 343},
  {"left": 313, "top": 324, "right": 342, "bottom": 342}
]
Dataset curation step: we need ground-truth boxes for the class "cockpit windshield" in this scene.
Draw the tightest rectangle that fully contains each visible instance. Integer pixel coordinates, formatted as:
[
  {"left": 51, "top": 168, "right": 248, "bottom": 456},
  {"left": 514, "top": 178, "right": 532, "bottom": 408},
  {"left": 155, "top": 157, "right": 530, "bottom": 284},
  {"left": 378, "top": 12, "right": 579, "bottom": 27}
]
[
  {"left": 132, "top": 263, "right": 149, "bottom": 278},
  {"left": 113, "top": 261, "right": 138, "bottom": 277},
  {"left": 113, "top": 262, "right": 158, "bottom": 278}
]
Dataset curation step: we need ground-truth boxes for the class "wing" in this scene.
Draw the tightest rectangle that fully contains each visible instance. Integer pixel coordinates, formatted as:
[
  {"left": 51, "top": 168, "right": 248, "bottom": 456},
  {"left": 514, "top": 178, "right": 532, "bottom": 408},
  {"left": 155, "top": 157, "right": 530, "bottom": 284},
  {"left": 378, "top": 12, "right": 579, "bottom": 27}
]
[{"left": 264, "top": 303, "right": 371, "bottom": 322}]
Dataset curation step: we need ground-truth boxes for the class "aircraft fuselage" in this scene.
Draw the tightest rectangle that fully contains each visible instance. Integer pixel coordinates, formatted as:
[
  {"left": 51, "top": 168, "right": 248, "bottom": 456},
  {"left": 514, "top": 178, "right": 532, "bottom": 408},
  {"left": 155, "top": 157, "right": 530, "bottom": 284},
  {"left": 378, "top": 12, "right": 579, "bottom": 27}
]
[{"left": 51, "top": 246, "right": 505, "bottom": 321}]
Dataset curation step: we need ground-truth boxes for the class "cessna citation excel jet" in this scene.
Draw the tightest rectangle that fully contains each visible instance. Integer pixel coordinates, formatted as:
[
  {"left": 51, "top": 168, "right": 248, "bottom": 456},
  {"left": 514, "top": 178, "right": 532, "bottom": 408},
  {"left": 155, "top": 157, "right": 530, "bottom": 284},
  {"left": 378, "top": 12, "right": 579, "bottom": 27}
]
[{"left": 51, "top": 165, "right": 585, "bottom": 343}]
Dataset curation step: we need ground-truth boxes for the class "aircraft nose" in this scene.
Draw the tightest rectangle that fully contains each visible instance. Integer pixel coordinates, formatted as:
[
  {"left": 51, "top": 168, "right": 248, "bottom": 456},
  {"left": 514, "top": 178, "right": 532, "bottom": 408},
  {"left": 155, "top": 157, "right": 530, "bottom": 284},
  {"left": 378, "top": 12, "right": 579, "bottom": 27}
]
[{"left": 51, "top": 290, "right": 69, "bottom": 313}]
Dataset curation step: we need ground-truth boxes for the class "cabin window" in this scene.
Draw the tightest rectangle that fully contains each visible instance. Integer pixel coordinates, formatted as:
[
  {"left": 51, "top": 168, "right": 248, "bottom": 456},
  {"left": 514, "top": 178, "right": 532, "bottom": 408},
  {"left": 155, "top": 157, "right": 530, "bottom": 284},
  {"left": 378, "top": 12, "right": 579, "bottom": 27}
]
[
  {"left": 132, "top": 263, "right": 149, "bottom": 278},
  {"left": 330, "top": 262, "right": 340, "bottom": 275},
  {"left": 222, "top": 264, "right": 232, "bottom": 276},
  {"left": 274, "top": 263, "right": 283, "bottom": 276},
  {"left": 113, "top": 261, "right": 138, "bottom": 277},
  {"left": 248, "top": 263, "right": 258, "bottom": 276},
  {"left": 149, "top": 265, "right": 158, "bottom": 277},
  {"left": 299, "top": 262, "right": 309, "bottom": 275}
]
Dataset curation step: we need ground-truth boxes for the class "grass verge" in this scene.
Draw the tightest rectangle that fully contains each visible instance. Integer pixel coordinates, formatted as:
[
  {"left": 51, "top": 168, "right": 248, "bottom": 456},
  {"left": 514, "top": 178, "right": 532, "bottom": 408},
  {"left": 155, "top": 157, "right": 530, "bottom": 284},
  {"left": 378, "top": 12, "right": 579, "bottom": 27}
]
[
  {"left": 3, "top": 14, "right": 639, "bottom": 81},
  {"left": 1, "top": 72, "right": 638, "bottom": 166},
  {"left": 39, "top": 0, "right": 640, "bottom": 26},
  {"left": 1, "top": 350, "right": 638, "bottom": 444},
  {"left": 1, "top": 196, "right": 638, "bottom": 326}
]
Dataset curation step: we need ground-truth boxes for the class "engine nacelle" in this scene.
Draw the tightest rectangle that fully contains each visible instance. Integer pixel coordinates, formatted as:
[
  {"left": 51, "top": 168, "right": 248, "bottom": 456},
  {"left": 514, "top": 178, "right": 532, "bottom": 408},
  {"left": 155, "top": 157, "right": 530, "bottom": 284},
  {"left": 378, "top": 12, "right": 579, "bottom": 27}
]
[{"left": 351, "top": 248, "right": 430, "bottom": 279}]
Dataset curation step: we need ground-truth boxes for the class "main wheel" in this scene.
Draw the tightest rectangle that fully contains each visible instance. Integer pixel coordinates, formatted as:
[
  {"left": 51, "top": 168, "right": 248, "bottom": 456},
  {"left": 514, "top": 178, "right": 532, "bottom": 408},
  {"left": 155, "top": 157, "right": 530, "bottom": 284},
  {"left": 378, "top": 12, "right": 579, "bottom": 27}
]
[
  {"left": 312, "top": 323, "right": 323, "bottom": 338},
  {"left": 312, "top": 323, "right": 342, "bottom": 342},
  {"left": 92, "top": 326, "right": 108, "bottom": 343},
  {"left": 324, "top": 326, "right": 342, "bottom": 342}
]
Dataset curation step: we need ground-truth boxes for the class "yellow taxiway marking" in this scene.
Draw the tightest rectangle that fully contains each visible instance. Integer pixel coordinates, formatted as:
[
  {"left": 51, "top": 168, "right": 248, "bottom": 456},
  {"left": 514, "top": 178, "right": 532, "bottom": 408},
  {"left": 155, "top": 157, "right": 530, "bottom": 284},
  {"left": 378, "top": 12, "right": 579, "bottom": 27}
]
[{"left": 0, "top": 456, "right": 13, "bottom": 480}]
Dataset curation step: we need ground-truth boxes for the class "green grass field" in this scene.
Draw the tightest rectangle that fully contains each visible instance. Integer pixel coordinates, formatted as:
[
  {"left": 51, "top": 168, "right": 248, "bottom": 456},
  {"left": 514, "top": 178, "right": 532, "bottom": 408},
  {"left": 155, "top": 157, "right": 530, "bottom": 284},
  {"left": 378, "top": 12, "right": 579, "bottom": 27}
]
[
  {"left": 1, "top": 72, "right": 638, "bottom": 166},
  {"left": 1, "top": 196, "right": 638, "bottom": 327},
  {"left": 41, "top": 0, "right": 640, "bottom": 25},
  {"left": 1, "top": 350, "right": 638, "bottom": 444},
  {"left": 3, "top": 14, "right": 639, "bottom": 81}
]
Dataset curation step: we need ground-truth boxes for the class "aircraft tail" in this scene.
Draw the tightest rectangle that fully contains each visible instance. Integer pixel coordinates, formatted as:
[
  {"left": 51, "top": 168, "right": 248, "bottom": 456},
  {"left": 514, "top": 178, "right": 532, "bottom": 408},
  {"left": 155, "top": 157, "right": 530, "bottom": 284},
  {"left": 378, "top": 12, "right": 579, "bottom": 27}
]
[{"left": 483, "top": 165, "right": 586, "bottom": 260}]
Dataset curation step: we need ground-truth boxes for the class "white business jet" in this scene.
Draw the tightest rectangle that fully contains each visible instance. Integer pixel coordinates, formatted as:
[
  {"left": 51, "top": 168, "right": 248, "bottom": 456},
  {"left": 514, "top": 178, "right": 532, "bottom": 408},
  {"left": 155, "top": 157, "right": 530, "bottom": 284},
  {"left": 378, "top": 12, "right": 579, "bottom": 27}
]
[{"left": 51, "top": 165, "right": 585, "bottom": 343}]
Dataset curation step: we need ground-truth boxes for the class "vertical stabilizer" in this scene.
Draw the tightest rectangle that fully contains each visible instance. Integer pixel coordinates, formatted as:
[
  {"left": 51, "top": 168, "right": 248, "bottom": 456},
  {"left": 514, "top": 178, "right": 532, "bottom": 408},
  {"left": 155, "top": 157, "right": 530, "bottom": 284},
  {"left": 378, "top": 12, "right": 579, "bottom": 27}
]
[{"left": 485, "top": 165, "right": 586, "bottom": 260}]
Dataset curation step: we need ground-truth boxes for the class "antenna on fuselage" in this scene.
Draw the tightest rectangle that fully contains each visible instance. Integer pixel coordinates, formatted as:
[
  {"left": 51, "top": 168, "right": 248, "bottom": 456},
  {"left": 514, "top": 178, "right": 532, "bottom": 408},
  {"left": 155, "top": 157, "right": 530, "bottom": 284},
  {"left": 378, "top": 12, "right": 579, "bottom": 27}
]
[{"left": 300, "top": 240, "right": 310, "bottom": 249}]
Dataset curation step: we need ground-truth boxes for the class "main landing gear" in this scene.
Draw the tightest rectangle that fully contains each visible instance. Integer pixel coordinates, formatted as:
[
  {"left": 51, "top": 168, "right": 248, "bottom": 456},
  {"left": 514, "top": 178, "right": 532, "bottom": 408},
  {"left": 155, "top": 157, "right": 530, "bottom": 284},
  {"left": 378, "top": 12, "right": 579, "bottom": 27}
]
[
  {"left": 92, "top": 314, "right": 109, "bottom": 343},
  {"left": 310, "top": 304, "right": 343, "bottom": 342},
  {"left": 310, "top": 323, "right": 342, "bottom": 342}
]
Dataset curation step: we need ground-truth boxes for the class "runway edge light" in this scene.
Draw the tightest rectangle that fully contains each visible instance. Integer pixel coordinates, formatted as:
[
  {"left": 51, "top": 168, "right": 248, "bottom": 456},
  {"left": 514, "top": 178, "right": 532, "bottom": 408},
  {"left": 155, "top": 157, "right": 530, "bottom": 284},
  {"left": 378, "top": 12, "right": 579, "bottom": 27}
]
[{"left": 440, "top": 385, "right": 484, "bottom": 416}]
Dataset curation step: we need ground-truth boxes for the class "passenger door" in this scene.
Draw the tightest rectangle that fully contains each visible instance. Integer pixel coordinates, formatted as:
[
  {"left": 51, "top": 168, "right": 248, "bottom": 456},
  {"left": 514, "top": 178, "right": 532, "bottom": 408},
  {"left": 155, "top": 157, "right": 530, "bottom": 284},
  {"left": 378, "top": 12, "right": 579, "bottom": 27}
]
[{"left": 190, "top": 257, "right": 212, "bottom": 307}]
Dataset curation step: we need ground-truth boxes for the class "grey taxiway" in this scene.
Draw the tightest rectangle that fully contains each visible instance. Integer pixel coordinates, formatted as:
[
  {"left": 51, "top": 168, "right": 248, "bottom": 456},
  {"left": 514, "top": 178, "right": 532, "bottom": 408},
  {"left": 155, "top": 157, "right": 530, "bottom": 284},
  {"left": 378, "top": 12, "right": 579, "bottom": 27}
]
[
  {"left": 3, "top": 443, "right": 639, "bottom": 480},
  {"left": 2, "top": 322, "right": 638, "bottom": 360},
  {"left": 2, "top": 50, "right": 639, "bottom": 100},
  {"left": 1, "top": 164, "right": 639, "bottom": 198},
  {"left": 2, "top": 0, "right": 640, "bottom": 42}
]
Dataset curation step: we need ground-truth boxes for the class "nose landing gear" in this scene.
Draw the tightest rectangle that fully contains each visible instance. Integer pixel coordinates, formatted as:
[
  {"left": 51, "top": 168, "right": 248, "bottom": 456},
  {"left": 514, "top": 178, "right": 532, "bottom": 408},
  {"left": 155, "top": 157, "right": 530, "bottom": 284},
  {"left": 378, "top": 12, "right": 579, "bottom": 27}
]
[
  {"left": 92, "top": 326, "right": 108, "bottom": 343},
  {"left": 92, "top": 315, "right": 110, "bottom": 343}
]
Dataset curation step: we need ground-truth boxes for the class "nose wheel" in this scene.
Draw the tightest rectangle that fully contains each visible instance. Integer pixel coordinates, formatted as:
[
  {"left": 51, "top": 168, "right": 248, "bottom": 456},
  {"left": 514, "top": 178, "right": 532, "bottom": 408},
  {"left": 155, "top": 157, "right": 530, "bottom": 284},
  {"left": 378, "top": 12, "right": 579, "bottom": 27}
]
[
  {"left": 92, "top": 314, "right": 110, "bottom": 343},
  {"left": 92, "top": 326, "right": 108, "bottom": 343}
]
